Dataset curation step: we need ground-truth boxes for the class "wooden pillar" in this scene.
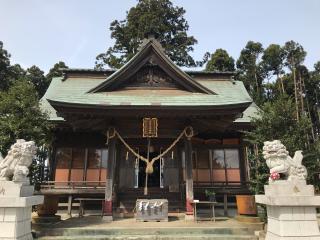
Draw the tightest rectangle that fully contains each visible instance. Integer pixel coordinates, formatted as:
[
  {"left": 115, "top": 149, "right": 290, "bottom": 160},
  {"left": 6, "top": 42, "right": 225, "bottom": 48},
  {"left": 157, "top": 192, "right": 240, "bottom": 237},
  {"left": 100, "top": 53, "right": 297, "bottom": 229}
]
[
  {"left": 224, "top": 194, "right": 228, "bottom": 216},
  {"left": 103, "top": 137, "right": 116, "bottom": 221},
  {"left": 184, "top": 137, "right": 194, "bottom": 220},
  {"left": 67, "top": 195, "right": 73, "bottom": 217}
]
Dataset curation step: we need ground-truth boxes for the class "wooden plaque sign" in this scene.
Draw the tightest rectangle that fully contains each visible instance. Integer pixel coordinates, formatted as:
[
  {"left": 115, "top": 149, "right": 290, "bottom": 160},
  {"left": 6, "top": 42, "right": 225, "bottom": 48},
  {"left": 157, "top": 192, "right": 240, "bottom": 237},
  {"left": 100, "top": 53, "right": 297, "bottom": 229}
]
[{"left": 143, "top": 118, "right": 158, "bottom": 138}]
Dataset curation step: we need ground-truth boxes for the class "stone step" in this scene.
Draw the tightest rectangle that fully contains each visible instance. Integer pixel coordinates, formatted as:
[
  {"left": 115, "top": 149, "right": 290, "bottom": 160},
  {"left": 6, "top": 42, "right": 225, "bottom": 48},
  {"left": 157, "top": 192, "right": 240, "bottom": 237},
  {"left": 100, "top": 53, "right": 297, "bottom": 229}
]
[
  {"left": 36, "top": 227, "right": 255, "bottom": 237},
  {"left": 235, "top": 215, "right": 262, "bottom": 223},
  {"left": 38, "top": 234, "right": 258, "bottom": 240}
]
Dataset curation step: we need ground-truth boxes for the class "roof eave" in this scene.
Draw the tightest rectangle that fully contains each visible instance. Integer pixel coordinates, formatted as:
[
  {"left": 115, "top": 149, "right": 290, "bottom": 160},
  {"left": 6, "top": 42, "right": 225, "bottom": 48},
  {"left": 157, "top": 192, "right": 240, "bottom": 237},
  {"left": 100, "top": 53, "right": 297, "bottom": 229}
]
[{"left": 47, "top": 98, "right": 252, "bottom": 111}]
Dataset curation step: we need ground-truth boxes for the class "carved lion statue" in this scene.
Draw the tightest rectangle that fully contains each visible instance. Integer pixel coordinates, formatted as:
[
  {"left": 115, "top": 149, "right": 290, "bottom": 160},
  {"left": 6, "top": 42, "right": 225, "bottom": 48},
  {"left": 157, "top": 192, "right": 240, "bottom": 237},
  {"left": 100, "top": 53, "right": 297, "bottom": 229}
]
[
  {"left": 262, "top": 140, "right": 307, "bottom": 181},
  {"left": 0, "top": 139, "right": 37, "bottom": 182}
]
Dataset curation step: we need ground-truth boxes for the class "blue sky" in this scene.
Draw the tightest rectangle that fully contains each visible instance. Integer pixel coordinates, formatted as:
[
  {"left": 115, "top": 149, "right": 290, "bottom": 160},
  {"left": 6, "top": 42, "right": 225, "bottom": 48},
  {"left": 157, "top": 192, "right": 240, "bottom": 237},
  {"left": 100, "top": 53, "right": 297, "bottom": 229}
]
[{"left": 1, "top": 0, "right": 319, "bottom": 73}]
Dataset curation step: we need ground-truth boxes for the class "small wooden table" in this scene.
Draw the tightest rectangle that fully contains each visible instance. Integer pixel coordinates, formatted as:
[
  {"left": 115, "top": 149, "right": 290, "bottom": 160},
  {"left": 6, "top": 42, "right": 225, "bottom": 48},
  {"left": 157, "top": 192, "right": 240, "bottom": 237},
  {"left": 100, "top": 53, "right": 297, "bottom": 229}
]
[
  {"left": 74, "top": 198, "right": 104, "bottom": 217},
  {"left": 193, "top": 200, "right": 217, "bottom": 222}
]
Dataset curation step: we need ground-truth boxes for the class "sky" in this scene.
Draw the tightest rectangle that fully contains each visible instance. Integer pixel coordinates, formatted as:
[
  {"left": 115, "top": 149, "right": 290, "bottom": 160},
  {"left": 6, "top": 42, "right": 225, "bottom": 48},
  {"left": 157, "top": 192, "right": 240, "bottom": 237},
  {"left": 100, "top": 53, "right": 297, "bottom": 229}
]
[{"left": 1, "top": 0, "right": 319, "bottom": 73}]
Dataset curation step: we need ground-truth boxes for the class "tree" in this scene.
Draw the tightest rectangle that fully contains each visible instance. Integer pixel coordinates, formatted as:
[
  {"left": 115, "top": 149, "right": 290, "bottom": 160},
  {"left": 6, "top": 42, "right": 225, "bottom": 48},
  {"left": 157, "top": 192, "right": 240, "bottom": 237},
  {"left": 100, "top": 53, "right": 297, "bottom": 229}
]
[
  {"left": 0, "top": 80, "right": 51, "bottom": 155},
  {"left": 8, "top": 64, "right": 26, "bottom": 80},
  {"left": 205, "top": 49, "right": 235, "bottom": 72},
  {"left": 261, "top": 44, "right": 286, "bottom": 94},
  {"left": 46, "top": 61, "right": 68, "bottom": 83},
  {"left": 26, "top": 65, "right": 48, "bottom": 98},
  {"left": 95, "top": 0, "right": 198, "bottom": 69},
  {"left": 0, "top": 41, "right": 12, "bottom": 91},
  {"left": 236, "top": 41, "right": 265, "bottom": 105},
  {"left": 246, "top": 95, "right": 319, "bottom": 193},
  {"left": 283, "top": 41, "right": 307, "bottom": 121},
  {"left": 306, "top": 61, "right": 320, "bottom": 136}
]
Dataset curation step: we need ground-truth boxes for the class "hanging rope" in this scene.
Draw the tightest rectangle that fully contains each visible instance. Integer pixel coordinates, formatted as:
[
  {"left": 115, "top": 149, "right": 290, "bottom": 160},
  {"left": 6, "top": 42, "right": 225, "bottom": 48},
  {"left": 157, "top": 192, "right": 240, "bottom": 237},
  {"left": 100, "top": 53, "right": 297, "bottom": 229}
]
[{"left": 106, "top": 126, "right": 194, "bottom": 175}]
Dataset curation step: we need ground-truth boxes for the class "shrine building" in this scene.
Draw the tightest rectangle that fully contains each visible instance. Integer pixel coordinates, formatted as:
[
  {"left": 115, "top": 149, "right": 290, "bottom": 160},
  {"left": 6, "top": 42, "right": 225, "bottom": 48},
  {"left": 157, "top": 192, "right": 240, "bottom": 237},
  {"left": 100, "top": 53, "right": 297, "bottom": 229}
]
[{"left": 40, "top": 37, "right": 258, "bottom": 220}]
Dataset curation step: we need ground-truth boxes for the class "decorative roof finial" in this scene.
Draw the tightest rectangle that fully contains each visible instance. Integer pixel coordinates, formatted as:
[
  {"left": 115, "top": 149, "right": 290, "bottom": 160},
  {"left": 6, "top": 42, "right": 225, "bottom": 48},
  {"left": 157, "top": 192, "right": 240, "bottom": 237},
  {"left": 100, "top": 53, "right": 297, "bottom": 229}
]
[{"left": 137, "top": 34, "right": 165, "bottom": 52}]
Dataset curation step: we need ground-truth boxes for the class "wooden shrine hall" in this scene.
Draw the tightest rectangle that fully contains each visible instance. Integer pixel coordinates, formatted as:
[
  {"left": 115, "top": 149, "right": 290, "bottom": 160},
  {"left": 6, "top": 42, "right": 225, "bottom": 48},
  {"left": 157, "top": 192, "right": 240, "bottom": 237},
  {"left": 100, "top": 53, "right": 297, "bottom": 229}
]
[{"left": 40, "top": 37, "right": 259, "bottom": 220}]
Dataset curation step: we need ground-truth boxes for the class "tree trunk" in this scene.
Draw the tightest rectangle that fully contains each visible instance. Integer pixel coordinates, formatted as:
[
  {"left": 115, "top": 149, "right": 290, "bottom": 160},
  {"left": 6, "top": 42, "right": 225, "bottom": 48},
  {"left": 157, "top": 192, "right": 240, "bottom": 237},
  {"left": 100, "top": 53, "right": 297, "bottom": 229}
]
[
  {"left": 293, "top": 66, "right": 300, "bottom": 122},
  {"left": 278, "top": 73, "right": 285, "bottom": 94}
]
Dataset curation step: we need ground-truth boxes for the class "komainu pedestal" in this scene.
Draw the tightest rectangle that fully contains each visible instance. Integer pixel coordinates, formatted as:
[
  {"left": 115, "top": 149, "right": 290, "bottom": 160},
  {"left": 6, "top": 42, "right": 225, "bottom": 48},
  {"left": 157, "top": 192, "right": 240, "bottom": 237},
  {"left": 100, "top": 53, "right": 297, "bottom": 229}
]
[
  {"left": 255, "top": 140, "right": 320, "bottom": 239},
  {"left": 256, "top": 180, "right": 320, "bottom": 239},
  {"left": 0, "top": 140, "right": 44, "bottom": 240},
  {"left": 0, "top": 181, "right": 43, "bottom": 240}
]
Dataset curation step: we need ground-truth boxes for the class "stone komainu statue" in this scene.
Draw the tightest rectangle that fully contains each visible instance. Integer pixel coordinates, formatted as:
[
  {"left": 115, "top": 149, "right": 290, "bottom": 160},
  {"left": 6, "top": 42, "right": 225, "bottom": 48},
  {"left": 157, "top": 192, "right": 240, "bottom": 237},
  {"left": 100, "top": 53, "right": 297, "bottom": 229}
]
[
  {"left": 0, "top": 139, "right": 37, "bottom": 182},
  {"left": 262, "top": 140, "right": 307, "bottom": 181}
]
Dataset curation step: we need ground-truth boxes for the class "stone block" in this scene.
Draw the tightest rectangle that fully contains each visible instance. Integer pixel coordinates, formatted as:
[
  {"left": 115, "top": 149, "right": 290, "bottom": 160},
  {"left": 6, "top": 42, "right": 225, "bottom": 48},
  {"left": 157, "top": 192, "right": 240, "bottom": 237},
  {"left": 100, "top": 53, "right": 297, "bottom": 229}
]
[
  {"left": 265, "top": 183, "right": 315, "bottom": 196},
  {"left": 4, "top": 208, "right": 19, "bottom": 222},
  {"left": 0, "top": 195, "right": 44, "bottom": 208},
  {"left": 291, "top": 207, "right": 304, "bottom": 220},
  {"left": 267, "top": 218, "right": 280, "bottom": 234},
  {"left": 0, "top": 181, "right": 34, "bottom": 197},
  {"left": 304, "top": 207, "right": 317, "bottom": 220},
  {"left": 278, "top": 206, "right": 292, "bottom": 220},
  {"left": 0, "top": 221, "right": 16, "bottom": 238},
  {"left": 0, "top": 207, "right": 4, "bottom": 221}
]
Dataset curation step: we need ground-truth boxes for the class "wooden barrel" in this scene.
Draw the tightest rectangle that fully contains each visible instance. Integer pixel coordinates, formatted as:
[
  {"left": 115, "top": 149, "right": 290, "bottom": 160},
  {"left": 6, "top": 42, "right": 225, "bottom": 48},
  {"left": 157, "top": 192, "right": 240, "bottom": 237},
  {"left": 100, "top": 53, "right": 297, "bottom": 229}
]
[{"left": 236, "top": 195, "right": 257, "bottom": 215}]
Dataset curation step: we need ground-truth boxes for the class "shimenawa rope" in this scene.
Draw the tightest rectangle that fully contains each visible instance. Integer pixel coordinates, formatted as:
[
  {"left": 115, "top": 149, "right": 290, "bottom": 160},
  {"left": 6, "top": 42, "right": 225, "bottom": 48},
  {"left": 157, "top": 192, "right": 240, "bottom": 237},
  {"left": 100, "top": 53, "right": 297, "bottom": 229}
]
[{"left": 106, "top": 126, "right": 193, "bottom": 174}]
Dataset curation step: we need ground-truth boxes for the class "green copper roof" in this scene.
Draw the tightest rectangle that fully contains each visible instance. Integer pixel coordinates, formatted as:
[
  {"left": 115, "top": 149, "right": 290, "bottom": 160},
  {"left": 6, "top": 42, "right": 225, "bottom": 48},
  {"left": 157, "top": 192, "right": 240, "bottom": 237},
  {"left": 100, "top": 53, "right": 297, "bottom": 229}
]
[
  {"left": 40, "top": 75, "right": 257, "bottom": 123},
  {"left": 40, "top": 38, "right": 257, "bottom": 123}
]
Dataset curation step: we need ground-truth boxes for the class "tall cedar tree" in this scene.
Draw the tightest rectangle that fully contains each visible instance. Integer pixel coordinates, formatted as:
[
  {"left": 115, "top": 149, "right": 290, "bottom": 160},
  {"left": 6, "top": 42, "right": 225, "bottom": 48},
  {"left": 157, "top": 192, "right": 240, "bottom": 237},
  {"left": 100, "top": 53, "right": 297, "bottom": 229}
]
[
  {"left": 95, "top": 0, "right": 198, "bottom": 69},
  {"left": 283, "top": 41, "right": 307, "bottom": 121},
  {"left": 205, "top": 49, "right": 235, "bottom": 72},
  {"left": 236, "top": 41, "right": 265, "bottom": 106},
  {"left": 261, "top": 44, "right": 286, "bottom": 95}
]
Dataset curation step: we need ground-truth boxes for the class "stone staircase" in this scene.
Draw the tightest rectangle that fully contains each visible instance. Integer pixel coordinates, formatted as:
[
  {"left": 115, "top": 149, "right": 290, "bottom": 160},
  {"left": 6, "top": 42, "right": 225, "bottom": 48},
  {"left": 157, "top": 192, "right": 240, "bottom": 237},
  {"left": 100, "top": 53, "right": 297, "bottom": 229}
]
[
  {"left": 36, "top": 227, "right": 258, "bottom": 240},
  {"left": 34, "top": 214, "right": 262, "bottom": 240}
]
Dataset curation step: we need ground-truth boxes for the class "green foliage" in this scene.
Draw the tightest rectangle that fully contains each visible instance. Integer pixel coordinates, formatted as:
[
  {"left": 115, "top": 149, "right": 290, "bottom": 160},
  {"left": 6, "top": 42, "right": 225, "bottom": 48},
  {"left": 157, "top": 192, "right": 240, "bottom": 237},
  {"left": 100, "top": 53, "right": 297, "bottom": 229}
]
[
  {"left": 246, "top": 95, "right": 320, "bottom": 193},
  {"left": 95, "top": 0, "right": 198, "bottom": 69},
  {"left": 283, "top": 40, "right": 306, "bottom": 69},
  {"left": 247, "top": 152, "right": 269, "bottom": 194},
  {"left": 261, "top": 44, "right": 285, "bottom": 77},
  {"left": 205, "top": 49, "right": 235, "bottom": 72},
  {"left": 0, "top": 41, "right": 14, "bottom": 91},
  {"left": 0, "top": 80, "right": 51, "bottom": 155},
  {"left": 46, "top": 61, "right": 68, "bottom": 83},
  {"left": 307, "top": 62, "right": 320, "bottom": 133},
  {"left": 236, "top": 41, "right": 266, "bottom": 105},
  {"left": 205, "top": 189, "right": 216, "bottom": 196},
  {"left": 26, "top": 66, "right": 48, "bottom": 99},
  {"left": 247, "top": 96, "right": 311, "bottom": 151}
]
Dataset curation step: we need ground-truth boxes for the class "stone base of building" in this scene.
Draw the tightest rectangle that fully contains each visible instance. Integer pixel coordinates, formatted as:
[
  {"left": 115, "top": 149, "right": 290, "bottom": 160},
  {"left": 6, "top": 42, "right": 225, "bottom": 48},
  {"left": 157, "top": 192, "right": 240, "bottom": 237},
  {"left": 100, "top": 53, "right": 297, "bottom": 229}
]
[
  {"left": 0, "top": 181, "right": 44, "bottom": 240},
  {"left": 256, "top": 180, "right": 320, "bottom": 239},
  {"left": 102, "top": 215, "right": 113, "bottom": 222},
  {"left": 184, "top": 214, "right": 194, "bottom": 221}
]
